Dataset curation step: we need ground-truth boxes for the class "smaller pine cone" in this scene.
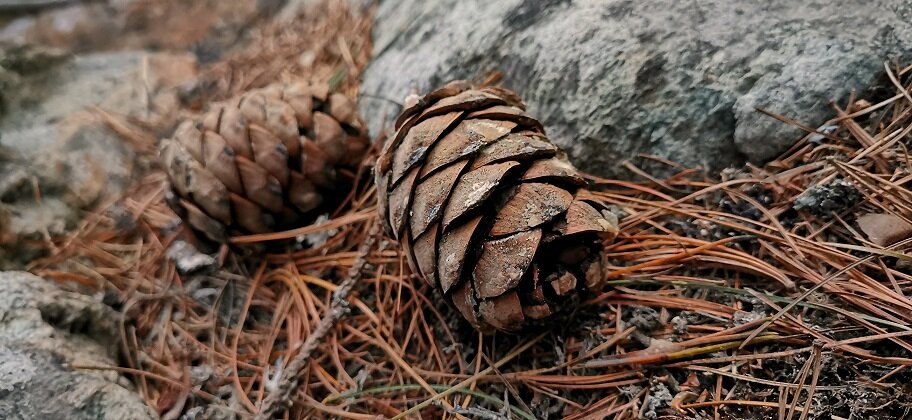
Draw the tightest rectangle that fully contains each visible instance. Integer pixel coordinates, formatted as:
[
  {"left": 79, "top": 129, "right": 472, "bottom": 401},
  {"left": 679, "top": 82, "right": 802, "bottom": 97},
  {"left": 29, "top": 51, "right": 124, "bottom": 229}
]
[
  {"left": 160, "top": 83, "right": 369, "bottom": 242},
  {"left": 376, "top": 81, "right": 618, "bottom": 332}
]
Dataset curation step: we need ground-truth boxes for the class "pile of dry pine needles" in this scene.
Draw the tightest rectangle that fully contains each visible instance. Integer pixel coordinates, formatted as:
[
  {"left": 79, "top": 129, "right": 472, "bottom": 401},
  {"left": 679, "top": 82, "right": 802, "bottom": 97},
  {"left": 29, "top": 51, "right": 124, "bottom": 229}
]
[{"left": 27, "top": 2, "right": 912, "bottom": 419}]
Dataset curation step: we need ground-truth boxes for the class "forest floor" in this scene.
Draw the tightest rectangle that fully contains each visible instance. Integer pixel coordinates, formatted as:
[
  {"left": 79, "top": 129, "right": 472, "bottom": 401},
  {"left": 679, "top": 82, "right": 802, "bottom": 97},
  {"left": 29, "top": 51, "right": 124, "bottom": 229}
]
[{"left": 15, "top": 1, "right": 912, "bottom": 419}]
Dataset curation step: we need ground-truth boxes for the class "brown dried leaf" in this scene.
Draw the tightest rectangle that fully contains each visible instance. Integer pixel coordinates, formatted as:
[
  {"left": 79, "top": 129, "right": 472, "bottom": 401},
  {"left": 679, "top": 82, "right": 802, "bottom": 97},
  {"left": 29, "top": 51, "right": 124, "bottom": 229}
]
[
  {"left": 490, "top": 183, "right": 573, "bottom": 237},
  {"left": 474, "top": 228, "right": 542, "bottom": 299},
  {"left": 442, "top": 161, "right": 519, "bottom": 228}
]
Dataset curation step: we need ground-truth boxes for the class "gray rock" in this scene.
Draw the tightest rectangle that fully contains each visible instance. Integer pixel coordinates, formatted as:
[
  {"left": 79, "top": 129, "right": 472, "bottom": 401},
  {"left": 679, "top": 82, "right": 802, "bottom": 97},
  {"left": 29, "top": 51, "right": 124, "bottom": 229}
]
[
  {"left": 0, "top": 0, "right": 72, "bottom": 12},
  {"left": 361, "top": 0, "right": 912, "bottom": 177},
  {"left": 167, "top": 240, "right": 217, "bottom": 275},
  {"left": 0, "top": 271, "right": 156, "bottom": 420},
  {"left": 0, "top": 48, "right": 197, "bottom": 268}
]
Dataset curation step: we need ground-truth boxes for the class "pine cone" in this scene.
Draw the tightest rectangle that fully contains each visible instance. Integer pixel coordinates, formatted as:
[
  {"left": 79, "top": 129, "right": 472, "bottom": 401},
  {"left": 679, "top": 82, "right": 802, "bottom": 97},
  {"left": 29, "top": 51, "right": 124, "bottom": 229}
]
[
  {"left": 376, "top": 81, "right": 618, "bottom": 332},
  {"left": 160, "top": 83, "right": 369, "bottom": 242}
]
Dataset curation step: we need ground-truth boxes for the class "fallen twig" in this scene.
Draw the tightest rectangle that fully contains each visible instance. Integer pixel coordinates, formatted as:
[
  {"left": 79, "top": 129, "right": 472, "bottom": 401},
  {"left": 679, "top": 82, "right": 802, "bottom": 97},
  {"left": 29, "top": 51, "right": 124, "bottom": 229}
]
[{"left": 255, "top": 222, "right": 378, "bottom": 419}]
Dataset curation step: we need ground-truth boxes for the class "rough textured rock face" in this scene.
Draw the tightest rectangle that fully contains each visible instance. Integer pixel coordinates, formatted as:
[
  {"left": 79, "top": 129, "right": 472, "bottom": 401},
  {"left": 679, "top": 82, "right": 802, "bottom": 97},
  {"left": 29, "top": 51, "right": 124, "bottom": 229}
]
[
  {"left": 0, "top": 48, "right": 197, "bottom": 268},
  {"left": 361, "top": 0, "right": 912, "bottom": 177},
  {"left": 0, "top": 271, "right": 155, "bottom": 420}
]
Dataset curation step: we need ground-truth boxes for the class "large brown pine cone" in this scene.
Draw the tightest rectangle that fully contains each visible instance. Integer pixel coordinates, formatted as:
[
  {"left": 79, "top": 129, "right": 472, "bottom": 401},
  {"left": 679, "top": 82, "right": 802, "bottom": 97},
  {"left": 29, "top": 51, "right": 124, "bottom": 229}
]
[
  {"left": 376, "top": 81, "right": 618, "bottom": 332},
  {"left": 160, "top": 83, "right": 369, "bottom": 243}
]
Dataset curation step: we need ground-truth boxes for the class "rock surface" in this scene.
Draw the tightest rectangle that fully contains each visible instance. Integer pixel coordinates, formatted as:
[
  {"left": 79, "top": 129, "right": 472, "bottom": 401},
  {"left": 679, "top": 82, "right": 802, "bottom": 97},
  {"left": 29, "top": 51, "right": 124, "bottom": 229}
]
[
  {"left": 0, "top": 271, "right": 156, "bottom": 419},
  {"left": 0, "top": 0, "right": 269, "bottom": 56},
  {"left": 361, "top": 0, "right": 912, "bottom": 177},
  {"left": 0, "top": 47, "right": 197, "bottom": 268}
]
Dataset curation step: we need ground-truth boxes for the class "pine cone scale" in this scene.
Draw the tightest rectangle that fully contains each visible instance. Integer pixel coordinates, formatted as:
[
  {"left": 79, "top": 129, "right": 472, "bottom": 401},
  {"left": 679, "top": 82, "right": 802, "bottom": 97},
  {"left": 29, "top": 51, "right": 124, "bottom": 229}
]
[
  {"left": 468, "top": 134, "right": 557, "bottom": 170},
  {"left": 386, "top": 169, "right": 419, "bottom": 238},
  {"left": 441, "top": 160, "right": 519, "bottom": 229},
  {"left": 438, "top": 215, "right": 482, "bottom": 293},
  {"left": 248, "top": 124, "right": 290, "bottom": 187},
  {"left": 478, "top": 291, "right": 523, "bottom": 331},
  {"left": 418, "top": 119, "right": 516, "bottom": 179},
  {"left": 202, "top": 131, "right": 244, "bottom": 194},
  {"left": 412, "top": 226, "right": 439, "bottom": 287},
  {"left": 409, "top": 160, "right": 467, "bottom": 238},
  {"left": 389, "top": 112, "right": 463, "bottom": 187},
  {"left": 474, "top": 228, "right": 542, "bottom": 299},
  {"left": 521, "top": 157, "right": 585, "bottom": 184},
  {"left": 490, "top": 182, "right": 573, "bottom": 237}
]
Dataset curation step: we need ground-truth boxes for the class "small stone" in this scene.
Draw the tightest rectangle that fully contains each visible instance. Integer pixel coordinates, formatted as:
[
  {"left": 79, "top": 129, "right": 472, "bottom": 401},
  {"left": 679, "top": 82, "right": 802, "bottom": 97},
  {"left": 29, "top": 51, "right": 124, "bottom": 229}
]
[
  {"left": 793, "top": 179, "right": 861, "bottom": 217},
  {"left": 0, "top": 272, "right": 155, "bottom": 419},
  {"left": 167, "top": 240, "right": 217, "bottom": 274}
]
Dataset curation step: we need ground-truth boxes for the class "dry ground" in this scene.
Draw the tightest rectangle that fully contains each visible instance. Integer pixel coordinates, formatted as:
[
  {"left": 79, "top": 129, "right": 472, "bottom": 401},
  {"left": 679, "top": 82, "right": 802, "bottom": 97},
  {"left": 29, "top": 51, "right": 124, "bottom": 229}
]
[{"left": 26, "top": 2, "right": 912, "bottom": 419}]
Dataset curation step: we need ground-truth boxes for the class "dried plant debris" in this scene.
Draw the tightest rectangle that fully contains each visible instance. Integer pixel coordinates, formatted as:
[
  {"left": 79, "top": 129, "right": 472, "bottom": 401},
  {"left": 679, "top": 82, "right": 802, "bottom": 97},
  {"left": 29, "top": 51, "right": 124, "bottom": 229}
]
[
  {"left": 25, "top": 7, "right": 912, "bottom": 420},
  {"left": 793, "top": 178, "right": 861, "bottom": 216}
]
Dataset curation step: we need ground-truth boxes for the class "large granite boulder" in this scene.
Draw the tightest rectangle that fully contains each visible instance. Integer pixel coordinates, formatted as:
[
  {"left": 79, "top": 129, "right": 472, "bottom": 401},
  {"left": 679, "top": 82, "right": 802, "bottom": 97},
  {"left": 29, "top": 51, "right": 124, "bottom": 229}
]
[
  {"left": 0, "top": 271, "right": 156, "bottom": 419},
  {"left": 360, "top": 0, "right": 912, "bottom": 177}
]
